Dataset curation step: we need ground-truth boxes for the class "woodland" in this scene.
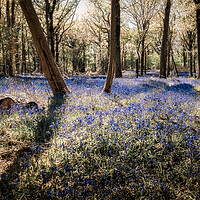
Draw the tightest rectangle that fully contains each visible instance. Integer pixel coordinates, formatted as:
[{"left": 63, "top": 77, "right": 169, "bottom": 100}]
[{"left": 0, "top": 0, "right": 200, "bottom": 199}]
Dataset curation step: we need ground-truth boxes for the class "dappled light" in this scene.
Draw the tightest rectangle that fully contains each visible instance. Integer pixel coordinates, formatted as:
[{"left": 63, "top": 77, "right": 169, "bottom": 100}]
[
  {"left": 0, "top": 73, "right": 200, "bottom": 199},
  {"left": 0, "top": 0, "right": 200, "bottom": 199}
]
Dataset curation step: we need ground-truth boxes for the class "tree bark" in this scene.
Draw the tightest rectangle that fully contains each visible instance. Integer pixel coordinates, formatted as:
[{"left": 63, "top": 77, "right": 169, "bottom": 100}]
[
  {"left": 195, "top": 2, "right": 200, "bottom": 78},
  {"left": 49, "top": 0, "right": 57, "bottom": 58},
  {"left": 0, "top": 0, "right": 2, "bottom": 72},
  {"left": 136, "top": 58, "right": 139, "bottom": 78},
  {"left": 11, "top": 0, "right": 16, "bottom": 75},
  {"left": 45, "top": 0, "right": 50, "bottom": 45},
  {"left": 167, "top": 42, "right": 170, "bottom": 77},
  {"left": 160, "top": 0, "right": 171, "bottom": 78},
  {"left": 18, "top": 0, "right": 70, "bottom": 96},
  {"left": 189, "top": 36, "right": 193, "bottom": 77},
  {"left": 6, "top": 0, "right": 13, "bottom": 77},
  {"left": 144, "top": 49, "right": 147, "bottom": 74},
  {"left": 49, "top": 11, "right": 55, "bottom": 57},
  {"left": 103, "top": 0, "right": 117, "bottom": 93},
  {"left": 130, "top": 52, "right": 134, "bottom": 70},
  {"left": 115, "top": 0, "right": 122, "bottom": 78},
  {"left": 56, "top": 33, "right": 59, "bottom": 64},
  {"left": 183, "top": 45, "right": 187, "bottom": 69},
  {"left": 21, "top": 24, "right": 26, "bottom": 74},
  {"left": 141, "top": 37, "right": 145, "bottom": 75}
]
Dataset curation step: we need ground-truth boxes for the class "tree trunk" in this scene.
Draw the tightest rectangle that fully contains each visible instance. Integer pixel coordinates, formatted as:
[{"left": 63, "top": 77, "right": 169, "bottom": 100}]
[
  {"left": 183, "top": 45, "right": 187, "bottom": 69},
  {"left": 6, "top": 0, "right": 13, "bottom": 77},
  {"left": 144, "top": 49, "right": 147, "bottom": 74},
  {"left": 195, "top": 1, "right": 200, "bottom": 78},
  {"left": 21, "top": 24, "right": 26, "bottom": 74},
  {"left": 49, "top": 12, "right": 55, "bottom": 57},
  {"left": 103, "top": 0, "right": 117, "bottom": 93},
  {"left": 82, "top": 44, "right": 86, "bottom": 72},
  {"left": 56, "top": 33, "right": 59, "bottom": 64},
  {"left": 171, "top": 51, "right": 179, "bottom": 77},
  {"left": 98, "top": 49, "right": 104, "bottom": 74},
  {"left": 2, "top": 43, "right": 6, "bottom": 74},
  {"left": 11, "top": 0, "right": 16, "bottom": 75},
  {"left": 18, "top": 0, "right": 70, "bottom": 96},
  {"left": 160, "top": 0, "right": 171, "bottom": 78},
  {"left": 131, "top": 52, "right": 134, "bottom": 70},
  {"left": 141, "top": 37, "right": 145, "bottom": 75},
  {"left": 115, "top": 0, "right": 122, "bottom": 78},
  {"left": 32, "top": 46, "right": 37, "bottom": 72},
  {"left": 122, "top": 49, "right": 127, "bottom": 70},
  {"left": 194, "top": 50, "right": 196, "bottom": 77},
  {"left": 136, "top": 58, "right": 139, "bottom": 78},
  {"left": 0, "top": 0, "right": 2, "bottom": 72},
  {"left": 189, "top": 39, "right": 193, "bottom": 77},
  {"left": 167, "top": 42, "right": 170, "bottom": 76},
  {"left": 121, "top": 44, "right": 124, "bottom": 70},
  {"left": 45, "top": 0, "right": 50, "bottom": 45}
]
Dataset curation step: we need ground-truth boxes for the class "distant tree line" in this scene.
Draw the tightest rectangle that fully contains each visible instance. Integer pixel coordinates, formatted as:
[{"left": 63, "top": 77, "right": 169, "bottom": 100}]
[{"left": 0, "top": 0, "right": 199, "bottom": 93}]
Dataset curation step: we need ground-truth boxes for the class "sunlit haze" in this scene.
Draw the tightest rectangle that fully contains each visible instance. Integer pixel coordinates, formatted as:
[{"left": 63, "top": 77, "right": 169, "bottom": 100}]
[{"left": 76, "top": 0, "right": 88, "bottom": 19}]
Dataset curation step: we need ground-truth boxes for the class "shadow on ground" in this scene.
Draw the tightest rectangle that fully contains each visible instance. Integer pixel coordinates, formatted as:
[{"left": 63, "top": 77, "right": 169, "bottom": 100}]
[{"left": 0, "top": 93, "right": 67, "bottom": 199}]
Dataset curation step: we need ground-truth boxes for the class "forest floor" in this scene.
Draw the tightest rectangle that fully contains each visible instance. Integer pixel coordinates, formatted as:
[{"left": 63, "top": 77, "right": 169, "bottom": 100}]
[{"left": 0, "top": 70, "right": 200, "bottom": 199}]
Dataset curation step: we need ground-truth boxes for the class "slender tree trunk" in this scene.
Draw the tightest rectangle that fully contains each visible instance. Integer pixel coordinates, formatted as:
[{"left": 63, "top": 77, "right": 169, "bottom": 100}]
[
  {"left": 171, "top": 52, "right": 179, "bottom": 77},
  {"left": 106, "top": 32, "right": 110, "bottom": 73},
  {"left": 147, "top": 49, "right": 150, "bottom": 70},
  {"left": 49, "top": 12, "right": 55, "bottom": 57},
  {"left": 93, "top": 53, "right": 96, "bottom": 72},
  {"left": 18, "top": 0, "right": 70, "bottom": 95},
  {"left": 115, "top": 0, "right": 122, "bottom": 78},
  {"left": 144, "top": 49, "right": 147, "bottom": 74},
  {"left": 14, "top": 24, "right": 20, "bottom": 73},
  {"left": 32, "top": 46, "right": 37, "bottom": 72},
  {"left": 83, "top": 44, "right": 86, "bottom": 72},
  {"left": 187, "top": 52, "right": 190, "bottom": 69},
  {"left": 2, "top": 42, "right": 6, "bottom": 74},
  {"left": 167, "top": 42, "right": 170, "bottom": 76},
  {"left": 6, "top": 0, "right": 13, "bottom": 76},
  {"left": 21, "top": 24, "right": 26, "bottom": 74},
  {"left": 122, "top": 48, "right": 127, "bottom": 70},
  {"left": 11, "top": 0, "right": 16, "bottom": 75},
  {"left": 121, "top": 44, "right": 124, "bottom": 70},
  {"left": 195, "top": 1, "right": 200, "bottom": 78},
  {"left": 183, "top": 45, "right": 187, "bottom": 69},
  {"left": 0, "top": 0, "right": 2, "bottom": 72},
  {"left": 194, "top": 50, "right": 196, "bottom": 77},
  {"left": 189, "top": 40, "right": 193, "bottom": 77},
  {"left": 98, "top": 48, "right": 104, "bottom": 74},
  {"left": 27, "top": 30, "right": 31, "bottom": 73},
  {"left": 131, "top": 52, "right": 134, "bottom": 70},
  {"left": 45, "top": 0, "right": 50, "bottom": 45},
  {"left": 141, "top": 37, "right": 145, "bottom": 75},
  {"left": 136, "top": 50, "right": 140, "bottom": 74},
  {"left": 103, "top": 0, "right": 117, "bottom": 93},
  {"left": 136, "top": 58, "right": 139, "bottom": 78},
  {"left": 160, "top": 0, "right": 171, "bottom": 78},
  {"left": 56, "top": 33, "right": 59, "bottom": 64}
]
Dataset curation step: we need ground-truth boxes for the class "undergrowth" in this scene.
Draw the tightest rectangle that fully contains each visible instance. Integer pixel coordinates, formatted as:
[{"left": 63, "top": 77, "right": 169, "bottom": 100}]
[{"left": 0, "top": 74, "right": 200, "bottom": 199}]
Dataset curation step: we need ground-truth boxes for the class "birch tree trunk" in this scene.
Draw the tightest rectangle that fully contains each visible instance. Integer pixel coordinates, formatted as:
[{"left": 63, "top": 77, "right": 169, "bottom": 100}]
[{"left": 18, "top": 0, "right": 70, "bottom": 96}]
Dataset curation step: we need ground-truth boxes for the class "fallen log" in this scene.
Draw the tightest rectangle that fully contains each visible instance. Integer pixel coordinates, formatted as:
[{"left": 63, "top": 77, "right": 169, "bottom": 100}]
[{"left": 0, "top": 97, "right": 39, "bottom": 113}]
